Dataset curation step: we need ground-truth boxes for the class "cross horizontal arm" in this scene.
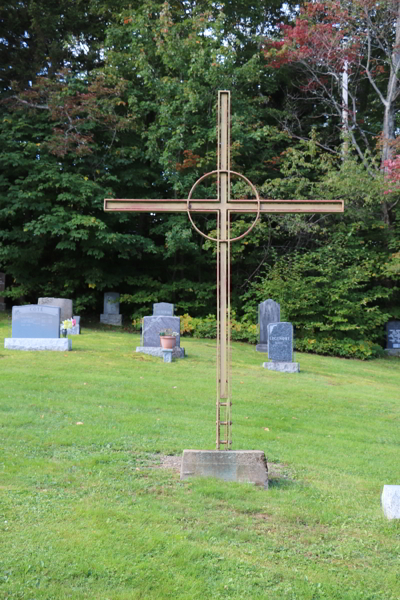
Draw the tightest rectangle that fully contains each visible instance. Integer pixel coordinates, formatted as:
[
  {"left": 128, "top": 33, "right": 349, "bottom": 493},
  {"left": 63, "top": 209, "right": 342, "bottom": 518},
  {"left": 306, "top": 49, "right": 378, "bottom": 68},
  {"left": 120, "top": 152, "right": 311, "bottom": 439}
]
[{"left": 104, "top": 199, "right": 344, "bottom": 214}]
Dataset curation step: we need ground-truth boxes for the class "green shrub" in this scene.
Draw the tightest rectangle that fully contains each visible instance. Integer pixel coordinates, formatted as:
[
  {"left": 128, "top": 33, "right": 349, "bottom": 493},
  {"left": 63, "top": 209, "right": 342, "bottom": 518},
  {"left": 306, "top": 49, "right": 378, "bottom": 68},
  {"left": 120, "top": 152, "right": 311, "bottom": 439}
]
[{"left": 295, "top": 334, "right": 385, "bottom": 360}]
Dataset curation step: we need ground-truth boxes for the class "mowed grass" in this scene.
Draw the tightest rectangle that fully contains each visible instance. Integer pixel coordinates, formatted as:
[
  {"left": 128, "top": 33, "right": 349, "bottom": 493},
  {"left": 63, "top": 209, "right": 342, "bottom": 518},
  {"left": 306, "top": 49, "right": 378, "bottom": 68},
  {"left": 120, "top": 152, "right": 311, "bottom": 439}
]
[{"left": 1, "top": 312, "right": 400, "bottom": 600}]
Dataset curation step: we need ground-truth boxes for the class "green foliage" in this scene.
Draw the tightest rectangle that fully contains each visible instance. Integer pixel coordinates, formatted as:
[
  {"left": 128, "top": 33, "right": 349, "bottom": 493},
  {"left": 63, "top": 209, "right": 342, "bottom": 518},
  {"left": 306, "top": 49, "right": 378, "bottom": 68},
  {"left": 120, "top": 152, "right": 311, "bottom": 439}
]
[
  {"left": 1, "top": 0, "right": 400, "bottom": 362},
  {"left": 242, "top": 228, "right": 395, "bottom": 358},
  {"left": 295, "top": 335, "right": 384, "bottom": 360},
  {"left": 180, "top": 313, "right": 258, "bottom": 344}
]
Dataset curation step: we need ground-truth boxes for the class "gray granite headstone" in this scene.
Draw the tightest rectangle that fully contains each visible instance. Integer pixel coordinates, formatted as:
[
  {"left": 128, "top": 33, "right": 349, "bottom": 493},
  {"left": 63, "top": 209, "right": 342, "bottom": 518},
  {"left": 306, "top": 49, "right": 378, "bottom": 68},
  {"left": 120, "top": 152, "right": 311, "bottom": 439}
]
[
  {"left": 153, "top": 302, "right": 174, "bottom": 316},
  {"left": 60, "top": 315, "right": 81, "bottom": 335},
  {"left": 256, "top": 299, "right": 280, "bottom": 352},
  {"left": 104, "top": 292, "right": 120, "bottom": 315},
  {"left": 136, "top": 302, "right": 184, "bottom": 358},
  {"left": 12, "top": 305, "right": 61, "bottom": 339},
  {"left": 38, "top": 298, "right": 72, "bottom": 322},
  {"left": 0, "top": 272, "right": 5, "bottom": 311},
  {"left": 100, "top": 292, "right": 122, "bottom": 326},
  {"left": 142, "top": 316, "right": 181, "bottom": 347},
  {"left": 386, "top": 321, "right": 400, "bottom": 351},
  {"left": 268, "top": 322, "right": 293, "bottom": 362}
]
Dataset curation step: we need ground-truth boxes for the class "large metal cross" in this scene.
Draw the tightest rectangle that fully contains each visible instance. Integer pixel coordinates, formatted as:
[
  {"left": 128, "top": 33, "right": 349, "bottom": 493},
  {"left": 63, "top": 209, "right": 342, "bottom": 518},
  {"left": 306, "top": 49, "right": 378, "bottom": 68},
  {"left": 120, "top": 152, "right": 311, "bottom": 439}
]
[{"left": 105, "top": 91, "right": 344, "bottom": 450}]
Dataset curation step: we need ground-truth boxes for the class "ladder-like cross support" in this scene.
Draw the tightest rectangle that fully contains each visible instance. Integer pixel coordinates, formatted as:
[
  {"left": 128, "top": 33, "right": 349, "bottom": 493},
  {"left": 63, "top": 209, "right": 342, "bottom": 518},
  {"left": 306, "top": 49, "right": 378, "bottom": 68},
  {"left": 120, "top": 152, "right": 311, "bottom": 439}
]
[{"left": 105, "top": 90, "right": 344, "bottom": 450}]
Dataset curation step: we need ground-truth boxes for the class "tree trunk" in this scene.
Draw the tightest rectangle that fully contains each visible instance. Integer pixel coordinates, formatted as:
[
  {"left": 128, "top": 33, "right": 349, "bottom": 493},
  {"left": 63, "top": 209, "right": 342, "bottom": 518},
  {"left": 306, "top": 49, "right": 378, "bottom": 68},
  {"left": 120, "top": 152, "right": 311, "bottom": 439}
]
[
  {"left": 381, "top": 1, "right": 400, "bottom": 224},
  {"left": 382, "top": 0, "right": 400, "bottom": 163}
]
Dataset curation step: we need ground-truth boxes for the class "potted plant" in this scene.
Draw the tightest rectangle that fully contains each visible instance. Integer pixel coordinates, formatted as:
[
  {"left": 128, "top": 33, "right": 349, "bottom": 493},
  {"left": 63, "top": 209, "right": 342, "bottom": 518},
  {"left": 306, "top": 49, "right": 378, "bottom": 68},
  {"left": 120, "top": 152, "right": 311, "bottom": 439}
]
[{"left": 159, "top": 328, "right": 178, "bottom": 349}]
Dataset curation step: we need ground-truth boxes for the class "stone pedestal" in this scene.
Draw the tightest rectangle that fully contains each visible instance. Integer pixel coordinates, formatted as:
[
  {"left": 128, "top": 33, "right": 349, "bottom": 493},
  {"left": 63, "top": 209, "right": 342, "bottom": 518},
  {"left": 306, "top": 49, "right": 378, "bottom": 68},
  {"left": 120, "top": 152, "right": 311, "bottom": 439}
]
[
  {"left": 256, "top": 343, "right": 268, "bottom": 352},
  {"left": 384, "top": 349, "right": 400, "bottom": 356},
  {"left": 263, "top": 361, "right": 300, "bottom": 373},
  {"left": 5, "top": 338, "right": 72, "bottom": 351},
  {"left": 136, "top": 346, "right": 184, "bottom": 359},
  {"left": 382, "top": 485, "right": 400, "bottom": 519},
  {"left": 162, "top": 348, "right": 173, "bottom": 363},
  {"left": 180, "top": 450, "right": 268, "bottom": 488},
  {"left": 100, "top": 313, "right": 122, "bottom": 326}
]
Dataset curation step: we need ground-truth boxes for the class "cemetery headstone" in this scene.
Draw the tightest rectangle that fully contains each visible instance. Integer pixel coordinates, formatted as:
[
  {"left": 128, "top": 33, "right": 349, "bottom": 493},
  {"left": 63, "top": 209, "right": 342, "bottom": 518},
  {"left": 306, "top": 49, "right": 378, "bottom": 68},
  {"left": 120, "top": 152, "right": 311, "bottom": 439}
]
[
  {"left": 256, "top": 299, "right": 280, "bottom": 352},
  {"left": 136, "top": 302, "right": 184, "bottom": 359},
  {"left": 385, "top": 321, "right": 400, "bottom": 356},
  {"left": 381, "top": 485, "right": 400, "bottom": 520},
  {"left": 100, "top": 292, "right": 122, "bottom": 326},
  {"left": 262, "top": 322, "right": 299, "bottom": 373},
  {"left": 60, "top": 315, "right": 81, "bottom": 336},
  {"left": 38, "top": 297, "right": 73, "bottom": 322},
  {"left": 153, "top": 302, "right": 174, "bottom": 316},
  {"left": 0, "top": 272, "right": 5, "bottom": 311},
  {"left": 4, "top": 305, "right": 72, "bottom": 351}
]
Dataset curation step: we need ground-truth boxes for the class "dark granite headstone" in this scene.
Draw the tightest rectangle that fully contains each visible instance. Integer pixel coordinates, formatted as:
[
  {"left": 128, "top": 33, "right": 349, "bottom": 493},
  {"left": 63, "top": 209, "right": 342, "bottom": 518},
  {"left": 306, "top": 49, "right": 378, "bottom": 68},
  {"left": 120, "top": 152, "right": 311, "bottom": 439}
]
[
  {"left": 100, "top": 292, "right": 122, "bottom": 326},
  {"left": 104, "top": 292, "right": 120, "bottom": 315},
  {"left": 256, "top": 299, "right": 280, "bottom": 352},
  {"left": 153, "top": 302, "right": 174, "bottom": 316},
  {"left": 268, "top": 322, "right": 293, "bottom": 362},
  {"left": 0, "top": 272, "right": 5, "bottom": 311},
  {"left": 12, "top": 305, "right": 61, "bottom": 339},
  {"left": 386, "top": 321, "right": 400, "bottom": 350}
]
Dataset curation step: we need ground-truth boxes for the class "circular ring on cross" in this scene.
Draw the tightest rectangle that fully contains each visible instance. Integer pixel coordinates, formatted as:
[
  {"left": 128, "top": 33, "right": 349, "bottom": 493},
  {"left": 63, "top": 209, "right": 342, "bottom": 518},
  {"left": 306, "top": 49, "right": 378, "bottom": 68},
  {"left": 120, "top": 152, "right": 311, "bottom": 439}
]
[{"left": 186, "top": 169, "right": 261, "bottom": 243}]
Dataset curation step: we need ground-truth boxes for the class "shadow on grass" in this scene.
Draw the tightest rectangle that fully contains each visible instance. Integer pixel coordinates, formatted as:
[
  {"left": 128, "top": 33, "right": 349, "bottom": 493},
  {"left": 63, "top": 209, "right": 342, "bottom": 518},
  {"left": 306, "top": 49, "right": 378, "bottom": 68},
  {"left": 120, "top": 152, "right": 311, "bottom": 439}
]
[{"left": 268, "top": 476, "right": 298, "bottom": 490}]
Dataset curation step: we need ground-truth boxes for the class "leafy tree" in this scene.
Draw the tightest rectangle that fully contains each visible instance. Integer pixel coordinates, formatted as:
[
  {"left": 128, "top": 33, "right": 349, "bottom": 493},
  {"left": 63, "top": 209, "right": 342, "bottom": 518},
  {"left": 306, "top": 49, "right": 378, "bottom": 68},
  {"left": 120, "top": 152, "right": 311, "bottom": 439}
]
[{"left": 263, "top": 0, "right": 400, "bottom": 225}]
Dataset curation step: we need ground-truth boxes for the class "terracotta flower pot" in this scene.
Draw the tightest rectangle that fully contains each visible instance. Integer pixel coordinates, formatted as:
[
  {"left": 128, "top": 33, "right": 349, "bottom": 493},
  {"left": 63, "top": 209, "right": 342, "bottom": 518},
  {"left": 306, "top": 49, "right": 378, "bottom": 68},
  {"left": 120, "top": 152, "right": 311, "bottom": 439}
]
[{"left": 160, "top": 335, "right": 176, "bottom": 349}]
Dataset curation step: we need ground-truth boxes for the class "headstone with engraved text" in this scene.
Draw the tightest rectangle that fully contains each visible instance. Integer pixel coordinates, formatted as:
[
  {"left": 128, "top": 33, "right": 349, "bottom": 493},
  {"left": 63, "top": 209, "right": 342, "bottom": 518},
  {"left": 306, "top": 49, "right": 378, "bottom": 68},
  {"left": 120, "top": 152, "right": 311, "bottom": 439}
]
[
  {"left": 4, "top": 304, "right": 72, "bottom": 350},
  {"left": 386, "top": 321, "right": 400, "bottom": 356},
  {"left": 256, "top": 299, "right": 280, "bottom": 352},
  {"left": 136, "top": 302, "right": 184, "bottom": 358},
  {"left": 12, "top": 305, "right": 60, "bottom": 338},
  {"left": 262, "top": 321, "right": 299, "bottom": 373}
]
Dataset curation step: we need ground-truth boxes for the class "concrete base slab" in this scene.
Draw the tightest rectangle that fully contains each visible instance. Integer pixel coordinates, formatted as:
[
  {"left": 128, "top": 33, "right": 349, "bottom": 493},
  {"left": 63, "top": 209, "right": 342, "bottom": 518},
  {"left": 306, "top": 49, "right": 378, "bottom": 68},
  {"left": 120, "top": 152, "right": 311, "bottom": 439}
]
[
  {"left": 256, "top": 344, "right": 268, "bottom": 353},
  {"left": 100, "top": 314, "right": 122, "bottom": 326},
  {"left": 136, "top": 346, "right": 185, "bottom": 359},
  {"left": 263, "top": 361, "right": 300, "bottom": 373},
  {"left": 385, "top": 349, "right": 400, "bottom": 356},
  {"left": 382, "top": 485, "right": 400, "bottom": 519},
  {"left": 5, "top": 338, "right": 72, "bottom": 351},
  {"left": 180, "top": 450, "right": 268, "bottom": 488}
]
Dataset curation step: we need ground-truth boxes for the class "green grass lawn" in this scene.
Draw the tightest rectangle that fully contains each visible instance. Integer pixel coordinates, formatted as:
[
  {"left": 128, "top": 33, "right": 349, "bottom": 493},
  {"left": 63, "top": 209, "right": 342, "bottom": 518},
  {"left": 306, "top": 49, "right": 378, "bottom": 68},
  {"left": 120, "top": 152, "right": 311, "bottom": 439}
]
[{"left": 1, "top": 312, "right": 400, "bottom": 599}]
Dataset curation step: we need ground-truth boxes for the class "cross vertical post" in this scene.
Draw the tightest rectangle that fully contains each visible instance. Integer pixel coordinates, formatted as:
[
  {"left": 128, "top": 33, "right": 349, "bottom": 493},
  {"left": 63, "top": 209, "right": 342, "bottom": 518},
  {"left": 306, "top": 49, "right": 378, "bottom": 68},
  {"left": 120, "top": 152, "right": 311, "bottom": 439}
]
[
  {"left": 216, "top": 91, "right": 232, "bottom": 450},
  {"left": 104, "top": 91, "right": 344, "bottom": 461}
]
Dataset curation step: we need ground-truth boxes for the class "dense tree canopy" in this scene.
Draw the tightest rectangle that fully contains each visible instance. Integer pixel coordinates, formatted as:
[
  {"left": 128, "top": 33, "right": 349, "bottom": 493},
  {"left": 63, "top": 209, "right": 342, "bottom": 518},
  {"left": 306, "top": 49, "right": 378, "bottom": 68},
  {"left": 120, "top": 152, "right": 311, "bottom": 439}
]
[{"left": 0, "top": 0, "right": 399, "bottom": 356}]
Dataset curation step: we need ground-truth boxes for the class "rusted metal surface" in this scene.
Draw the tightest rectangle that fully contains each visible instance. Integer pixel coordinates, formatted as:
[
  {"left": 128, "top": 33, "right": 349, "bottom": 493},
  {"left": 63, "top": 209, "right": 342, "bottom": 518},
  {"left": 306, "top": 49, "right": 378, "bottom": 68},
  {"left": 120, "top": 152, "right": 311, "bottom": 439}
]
[
  {"left": 104, "top": 90, "right": 345, "bottom": 451},
  {"left": 104, "top": 198, "right": 344, "bottom": 213}
]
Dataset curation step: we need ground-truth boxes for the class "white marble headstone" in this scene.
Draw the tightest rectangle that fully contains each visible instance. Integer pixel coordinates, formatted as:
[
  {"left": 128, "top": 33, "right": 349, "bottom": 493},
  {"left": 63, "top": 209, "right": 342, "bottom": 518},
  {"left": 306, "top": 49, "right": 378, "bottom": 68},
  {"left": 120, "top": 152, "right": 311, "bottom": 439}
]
[{"left": 382, "top": 485, "right": 400, "bottom": 519}]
